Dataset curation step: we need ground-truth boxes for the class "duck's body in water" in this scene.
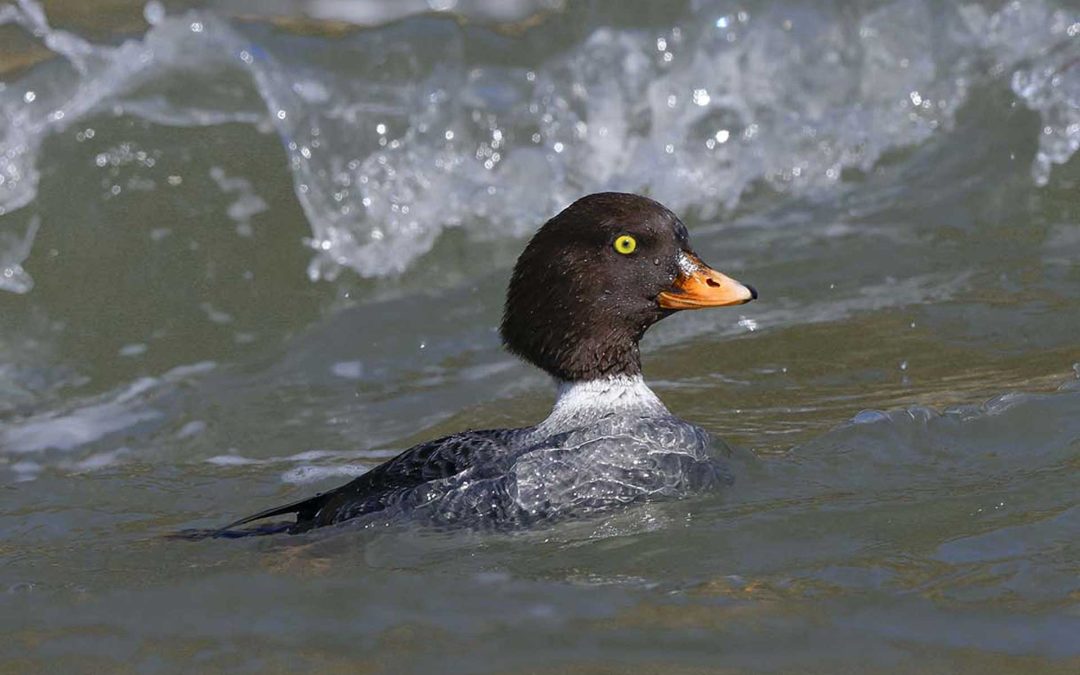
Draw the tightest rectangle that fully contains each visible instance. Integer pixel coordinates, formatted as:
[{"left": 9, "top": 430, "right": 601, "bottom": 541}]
[{"left": 211, "top": 192, "right": 756, "bottom": 536}]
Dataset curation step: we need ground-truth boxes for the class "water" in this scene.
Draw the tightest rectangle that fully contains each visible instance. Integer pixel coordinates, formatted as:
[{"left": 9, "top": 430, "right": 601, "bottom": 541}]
[{"left": 1, "top": 0, "right": 1078, "bottom": 670}]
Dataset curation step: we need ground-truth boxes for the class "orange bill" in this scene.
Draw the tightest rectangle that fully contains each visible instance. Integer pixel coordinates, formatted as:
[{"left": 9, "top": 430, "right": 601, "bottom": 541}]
[{"left": 657, "top": 252, "right": 757, "bottom": 310}]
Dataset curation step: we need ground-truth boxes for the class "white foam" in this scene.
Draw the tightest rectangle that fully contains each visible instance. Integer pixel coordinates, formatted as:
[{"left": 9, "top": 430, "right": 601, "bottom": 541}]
[
  {"left": 202, "top": 448, "right": 374, "bottom": 484},
  {"left": 205, "top": 453, "right": 258, "bottom": 466},
  {"left": 1, "top": 378, "right": 163, "bottom": 453},
  {"left": 331, "top": 360, "right": 365, "bottom": 380},
  {"left": 0, "top": 361, "right": 215, "bottom": 454},
  {"left": 204, "top": 448, "right": 378, "bottom": 467},
  {"left": 0, "top": 0, "right": 1076, "bottom": 284},
  {"left": 10, "top": 459, "right": 42, "bottom": 482},
  {"left": 69, "top": 447, "right": 127, "bottom": 472},
  {"left": 280, "top": 464, "right": 369, "bottom": 484},
  {"left": 979, "top": 2, "right": 1080, "bottom": 185},
  {"left": 161, "top": 361, "right": 217, "bottom": 380},
  {"left": 209, "top": 166, "right": 268, "bottom": 236},
  {"left": 0, "top": 216, "right": 38, "bottom": 293},
  {"left": 176, "top": 420, "right": 207, "bottom": 438},
  {"left": 118, "top": 343, "right": 148, "bottom": 357}
]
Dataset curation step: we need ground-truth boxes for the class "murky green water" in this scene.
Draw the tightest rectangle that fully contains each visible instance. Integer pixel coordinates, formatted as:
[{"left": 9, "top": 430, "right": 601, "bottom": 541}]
[{"left": 2, "top": 0, "right": 1079, "bottom": 672}]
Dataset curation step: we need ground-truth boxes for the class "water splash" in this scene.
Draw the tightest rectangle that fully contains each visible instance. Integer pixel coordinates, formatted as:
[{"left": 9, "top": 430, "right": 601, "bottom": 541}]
[
  {"left": 0, "top": 215, "right": 38, "bottom": 293},
  {"left": 978, "top": 2, "right": 1080, "bottom": 185},
  {"left": 209, "top": 166, "right": 268, "bottom": 237},
  {"left": 0, "top": 360, "right": 215, "bottom": 456},
  {"left": 0, "top": 0, "right": 1077, "bottom": 286}
]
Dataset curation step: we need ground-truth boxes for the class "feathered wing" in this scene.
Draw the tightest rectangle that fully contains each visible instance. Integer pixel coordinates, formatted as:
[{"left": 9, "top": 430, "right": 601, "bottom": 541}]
[{"left": 213, "top": 428, "right": 519, "bottom": 536}]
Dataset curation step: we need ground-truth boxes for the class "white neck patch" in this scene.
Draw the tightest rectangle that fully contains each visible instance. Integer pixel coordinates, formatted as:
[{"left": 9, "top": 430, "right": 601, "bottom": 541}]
[{"left": 536, "top": 376, "right": 668, "bottom": 434}]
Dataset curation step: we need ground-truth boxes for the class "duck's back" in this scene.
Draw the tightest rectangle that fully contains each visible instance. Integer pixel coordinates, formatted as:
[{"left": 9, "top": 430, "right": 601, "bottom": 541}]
[
  {"left": 505, "top": 412, "right": 730, "bottom": 526},
  {"left": 278, "top": 428, "right": 522, "bottom": 531},
  {"left": 259, "top": 411, "right": 728, "bottom": 533}
]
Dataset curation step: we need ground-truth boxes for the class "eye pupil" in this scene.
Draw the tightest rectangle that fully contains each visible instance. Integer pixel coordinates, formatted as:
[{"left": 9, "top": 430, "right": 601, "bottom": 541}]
[{"left": 614, "top": 235, "right": 637, "bottom": 255}]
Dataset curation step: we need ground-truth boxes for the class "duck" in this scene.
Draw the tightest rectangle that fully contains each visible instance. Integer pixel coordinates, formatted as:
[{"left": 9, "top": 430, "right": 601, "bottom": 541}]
[{"left": 216, "top": 192, "right": 756, "bottom": 536}]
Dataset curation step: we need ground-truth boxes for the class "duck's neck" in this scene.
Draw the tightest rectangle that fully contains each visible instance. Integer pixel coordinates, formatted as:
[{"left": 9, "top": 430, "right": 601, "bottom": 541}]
[{"left": 536, "top": 375, "right": 669, "bottom": 434}]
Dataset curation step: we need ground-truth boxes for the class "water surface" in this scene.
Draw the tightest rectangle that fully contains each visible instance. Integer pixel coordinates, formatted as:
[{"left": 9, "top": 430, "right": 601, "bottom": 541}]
[{"left": 1, "top": 0, "right": 1079, "bottom": 671}]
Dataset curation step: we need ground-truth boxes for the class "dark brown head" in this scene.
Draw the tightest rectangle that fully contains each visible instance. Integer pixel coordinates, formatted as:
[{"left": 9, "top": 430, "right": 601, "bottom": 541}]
[{"left": 500, "top": 192, "right": 756, "bottom": 382}]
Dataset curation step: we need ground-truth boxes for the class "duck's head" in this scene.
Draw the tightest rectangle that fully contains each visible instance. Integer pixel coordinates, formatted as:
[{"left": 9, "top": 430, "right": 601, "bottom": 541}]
[{"left": 500, "top": 192, "right": 756, "bottom": 382}]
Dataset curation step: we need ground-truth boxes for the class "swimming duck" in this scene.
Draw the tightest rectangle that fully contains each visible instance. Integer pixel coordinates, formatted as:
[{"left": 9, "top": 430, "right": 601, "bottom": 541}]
[{"left": 218, "top": 192, "right": 755, "bottom": 535}]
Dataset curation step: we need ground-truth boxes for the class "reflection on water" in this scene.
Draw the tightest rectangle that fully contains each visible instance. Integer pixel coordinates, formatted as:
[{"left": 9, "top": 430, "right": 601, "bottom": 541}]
[{"left": 1, "top": 0, "right": 1079, "bottom": 671}]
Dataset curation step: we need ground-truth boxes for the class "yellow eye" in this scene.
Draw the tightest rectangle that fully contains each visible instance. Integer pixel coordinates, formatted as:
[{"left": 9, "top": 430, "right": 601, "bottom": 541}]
[{"left": 614, "top": 235, "right": 637, "bottom": 255}]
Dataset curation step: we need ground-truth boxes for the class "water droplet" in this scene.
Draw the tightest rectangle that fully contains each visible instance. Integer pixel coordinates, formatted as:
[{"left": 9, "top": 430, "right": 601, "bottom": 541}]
[
  {"left": 737, "top": 316, "right": 758, "bottom": 331},
  {"left": 144, "top": 0, "right": 165, "bottom": 25}
]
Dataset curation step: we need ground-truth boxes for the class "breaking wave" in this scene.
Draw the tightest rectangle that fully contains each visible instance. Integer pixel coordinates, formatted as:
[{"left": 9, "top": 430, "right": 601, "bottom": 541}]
[{"left": 1, "top": 0, "right": 1077, "bottom": 284}]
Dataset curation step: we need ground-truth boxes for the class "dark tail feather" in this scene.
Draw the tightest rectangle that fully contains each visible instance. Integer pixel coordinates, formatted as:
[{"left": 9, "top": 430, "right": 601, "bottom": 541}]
[
  {"left": 219, "top": 494, "right": 327, "bottom": 531},
  {"left": 169, "top": 493, "right": 330, "bottom": 540},
  {"left": 166, "top": 521, "right": 294, "bottom": 540}
]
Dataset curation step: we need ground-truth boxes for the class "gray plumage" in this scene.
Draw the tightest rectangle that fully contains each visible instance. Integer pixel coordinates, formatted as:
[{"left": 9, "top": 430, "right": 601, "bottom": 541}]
[{"left": 222, "top": 378, "right": 730, "bottom": 533}]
